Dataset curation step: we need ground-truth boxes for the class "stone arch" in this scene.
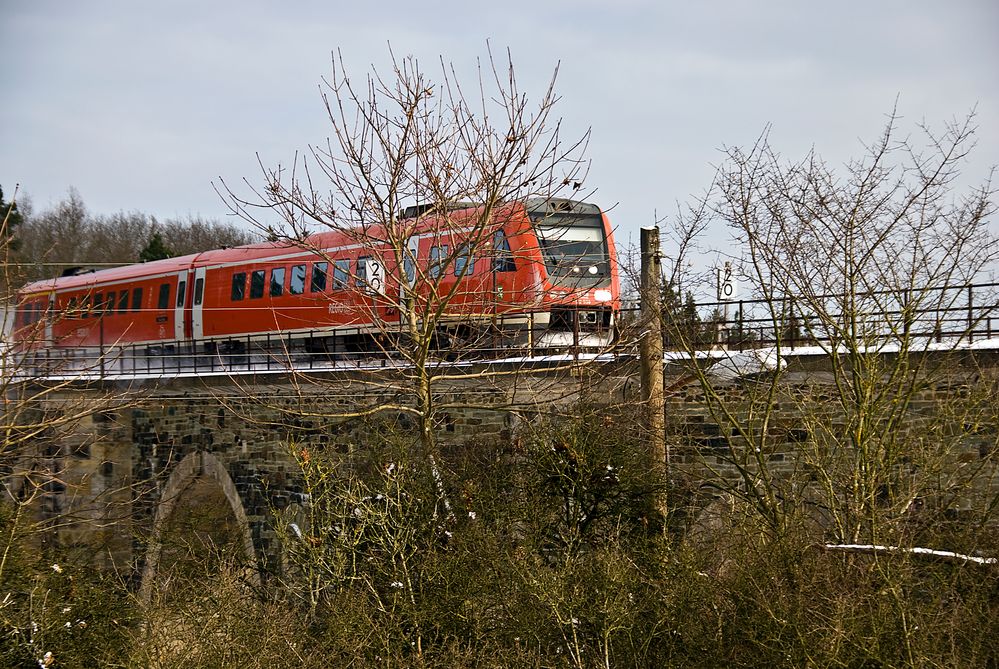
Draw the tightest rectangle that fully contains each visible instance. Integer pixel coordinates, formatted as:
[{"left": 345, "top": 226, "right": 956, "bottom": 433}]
[{"left": 139, "top": 450, "right": 260, "bottom": 603}]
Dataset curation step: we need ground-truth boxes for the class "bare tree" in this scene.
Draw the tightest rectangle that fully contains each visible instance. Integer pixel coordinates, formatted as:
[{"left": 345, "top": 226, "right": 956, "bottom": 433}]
[
  {"left": 640, "top": 109, "right": 999, "bottom": 668},
  {"left": 217, "top": 47, "right": 603, "bottom": 463},
  {"left": 205, "top": 48, "right": 651, "bottom": 663},
  {"left": 659, "top": 108, "right": 998, "bottom": 555}
]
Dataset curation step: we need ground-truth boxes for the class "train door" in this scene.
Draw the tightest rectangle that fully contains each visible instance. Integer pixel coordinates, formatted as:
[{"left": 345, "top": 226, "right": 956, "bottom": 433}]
[
  {"left": 174, "top": 271, "right": 187, "bottom": 340},
  {"left": 191, "top": 267, "right": 206, "bottom": 340},
  {"left": 45, "top": 293, "right": 55, "bottom": 345}
]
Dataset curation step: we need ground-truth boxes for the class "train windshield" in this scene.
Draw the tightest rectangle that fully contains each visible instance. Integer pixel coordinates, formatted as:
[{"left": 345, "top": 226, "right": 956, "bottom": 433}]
[{"left": 531, "top": 213, "right": 610, "bottom": 286}]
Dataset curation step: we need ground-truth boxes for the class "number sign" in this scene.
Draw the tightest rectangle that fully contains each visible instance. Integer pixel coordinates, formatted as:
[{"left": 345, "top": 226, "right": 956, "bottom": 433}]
[
  {"left": 366, "top": 259, "right": 385, "bottom": 296},
  {"left": 718, "top": 262, "right": 738, "bottom": 301}
]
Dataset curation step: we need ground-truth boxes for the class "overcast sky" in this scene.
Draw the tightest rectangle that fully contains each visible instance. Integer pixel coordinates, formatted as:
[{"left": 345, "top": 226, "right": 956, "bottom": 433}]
[{"left": 2, "top": 0, "right": 997, "bottom": 255}]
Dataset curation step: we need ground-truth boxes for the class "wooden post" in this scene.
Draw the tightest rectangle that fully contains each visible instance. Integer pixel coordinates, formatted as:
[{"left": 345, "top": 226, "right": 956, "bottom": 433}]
[{"left": 640, "top": 227, "right": 667, "bottom": 478}]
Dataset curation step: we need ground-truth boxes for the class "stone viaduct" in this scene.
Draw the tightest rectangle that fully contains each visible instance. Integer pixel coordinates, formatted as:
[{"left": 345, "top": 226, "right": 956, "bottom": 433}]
[
  {"left": 9, "top": 348, "right": 999, "bottom": 596},
  {"left": 13, "top": 359, "right": 629, "bottom": 597}
]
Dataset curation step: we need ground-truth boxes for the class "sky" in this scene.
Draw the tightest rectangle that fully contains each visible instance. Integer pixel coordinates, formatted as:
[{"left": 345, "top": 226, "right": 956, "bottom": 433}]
[{"left": 2, "top": 0, "right": 997, "bottom": 260}]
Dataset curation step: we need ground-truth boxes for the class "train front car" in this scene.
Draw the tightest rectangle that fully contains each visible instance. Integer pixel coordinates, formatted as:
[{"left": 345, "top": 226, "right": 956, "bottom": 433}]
[{"left": 523, "top": 198, "right": 620, "bottom": 349}]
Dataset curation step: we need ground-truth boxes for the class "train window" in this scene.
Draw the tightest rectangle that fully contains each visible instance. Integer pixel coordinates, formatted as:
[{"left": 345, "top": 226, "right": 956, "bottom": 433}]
[
  {"left": 455, "top": 244, "right": 475, "bottom": 276},
  {"left": 311, "top": 262, "right": 328, "bottom": 292},
  {"left": 67, "top": 297, "right": 78, "bottom": 318},
  {"left": 103, "top": 293, "right": 114, "bottom": 314},
  {"left": 81, "top": 295, "right": 91, "bottom": 318},
  {"left": 231, "top": 273, "right": 246, "bottom": 301},
  {"left": 430, "top": 245, "right": 448, "bottom": 279},
  {"left": 194, "top": 277, "right": 204, "bottom": 306},
  {"left": 270, "top": 268, "right": 285, "bottom": 297},
  {"left": 332, "top": 260, "right": 349, "bottom": 289},
  {"left": 177, "top": 281, "right": 186, "bottom": 307},
  {"left": 157, "top": 283, "right": 171, "bottom": 309},
  {"left": 404, "top": 254, "right": 415, "bottom": 284},
  {"left": 94, "top": 293, "right": 104, "bottom": 315},
  {"left": 250, "top": 270, "right": 265, "bottom": 299},
  {"left": 492, "top": 230, "right": 516, "bottom": 272},
  {"left": 117, "top": 290, "right": 129, "bottom": 313},
  {"left": 356, "top": 257, "right": 369, "bottom": 288},
  {"left": 289, "top": 264, "right": 306, "bottom": 295},
  {"left": 131, "top": 287, "right": 143, "bottom": 312}
]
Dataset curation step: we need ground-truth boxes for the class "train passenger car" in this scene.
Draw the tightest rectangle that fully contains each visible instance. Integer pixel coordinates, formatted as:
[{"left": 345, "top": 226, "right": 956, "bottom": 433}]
[{"left": 12, "top": 198, "right": 619, "bottom": 363}]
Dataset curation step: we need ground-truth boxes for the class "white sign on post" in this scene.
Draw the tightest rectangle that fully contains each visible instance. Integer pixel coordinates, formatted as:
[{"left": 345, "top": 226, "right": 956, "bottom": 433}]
[
  {"left": 367, "top": 259, "right": 385, "bottom": 296},
  {"left": 718, "top": 262, "right": 738, "bottom": 301}
]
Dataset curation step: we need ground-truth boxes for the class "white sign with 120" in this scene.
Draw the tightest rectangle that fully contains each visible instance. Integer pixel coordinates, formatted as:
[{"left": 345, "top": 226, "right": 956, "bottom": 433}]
[{"left": 717, "top": 262, "right": 738, "bottom": 301}]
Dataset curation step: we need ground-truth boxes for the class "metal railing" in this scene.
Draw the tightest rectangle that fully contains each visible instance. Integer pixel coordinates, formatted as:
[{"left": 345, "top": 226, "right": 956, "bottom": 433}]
[
  {"left": 8, "top": 307, "right": 619, "bottom": 381},
  {"left": 620, "top": 281, "right": 999, "bottom": 352}
]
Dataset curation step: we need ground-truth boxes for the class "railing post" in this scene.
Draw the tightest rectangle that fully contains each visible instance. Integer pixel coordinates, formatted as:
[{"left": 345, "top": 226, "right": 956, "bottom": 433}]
[
  {"left": 968, "top": 284, "right": 974, "bottom": 343},
  {"left": 572, "top": 308, "right": 580, "bottom": 363},
  {"left": 738, "top": 300, "right": 745, "bottom": 351},
  {"left": 99, "top": 317, "right": 105, "bottom": 379},
  {"left": 528, "top": 311, "right": 535, "bottom": 358}
]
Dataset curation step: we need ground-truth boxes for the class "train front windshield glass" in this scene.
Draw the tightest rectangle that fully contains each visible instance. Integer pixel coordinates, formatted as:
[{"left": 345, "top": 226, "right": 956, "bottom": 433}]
[{"left": 533, "top": 215, "right": 610, "bottom": 285}]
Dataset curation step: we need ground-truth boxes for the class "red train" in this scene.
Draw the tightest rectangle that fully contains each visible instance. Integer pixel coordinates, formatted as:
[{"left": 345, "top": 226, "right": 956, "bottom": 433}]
[{"left": 12, "top": 198, "right": 620, "bottom": 364}]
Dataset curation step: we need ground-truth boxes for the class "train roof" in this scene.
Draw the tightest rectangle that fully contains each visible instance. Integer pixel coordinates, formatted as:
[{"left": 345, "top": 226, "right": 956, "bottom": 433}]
[
  {"left": 17, "top": 198, "right": 600, "bottom": 297},
  {"left": 17, "top": 237, "right": 320, "bottom": 296},
  {"left": 17, "top": 222, "right": 399, "bottom": 296},
  {"left": 18, "top": 254, "right": 199, "bottom": 295}
]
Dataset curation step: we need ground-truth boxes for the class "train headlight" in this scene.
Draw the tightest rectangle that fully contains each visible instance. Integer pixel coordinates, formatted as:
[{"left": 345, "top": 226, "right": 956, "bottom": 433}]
[
  {"left": 588, "top": 265, "right": 598, "bottom": 275},
  {"left": 594, "top": 289, "right": 612, "bottom": 302}
]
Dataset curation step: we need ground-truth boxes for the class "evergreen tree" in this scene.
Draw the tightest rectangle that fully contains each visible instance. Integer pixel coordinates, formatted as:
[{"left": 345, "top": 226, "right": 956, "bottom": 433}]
[
  {"left": 1, "top": 185, "right": 24, "bottom": 251},
  {"left": 660, "top": 282, "right": 704, "bottom": 348},
  {"left": 139, "top": 231, "right": 173, "bottom": 262}
]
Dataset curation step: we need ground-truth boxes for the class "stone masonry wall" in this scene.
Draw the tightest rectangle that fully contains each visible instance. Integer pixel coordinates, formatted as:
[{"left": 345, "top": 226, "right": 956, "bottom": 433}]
[{"left": 26, "top": 352, "right": 999, "bottom": 583}]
